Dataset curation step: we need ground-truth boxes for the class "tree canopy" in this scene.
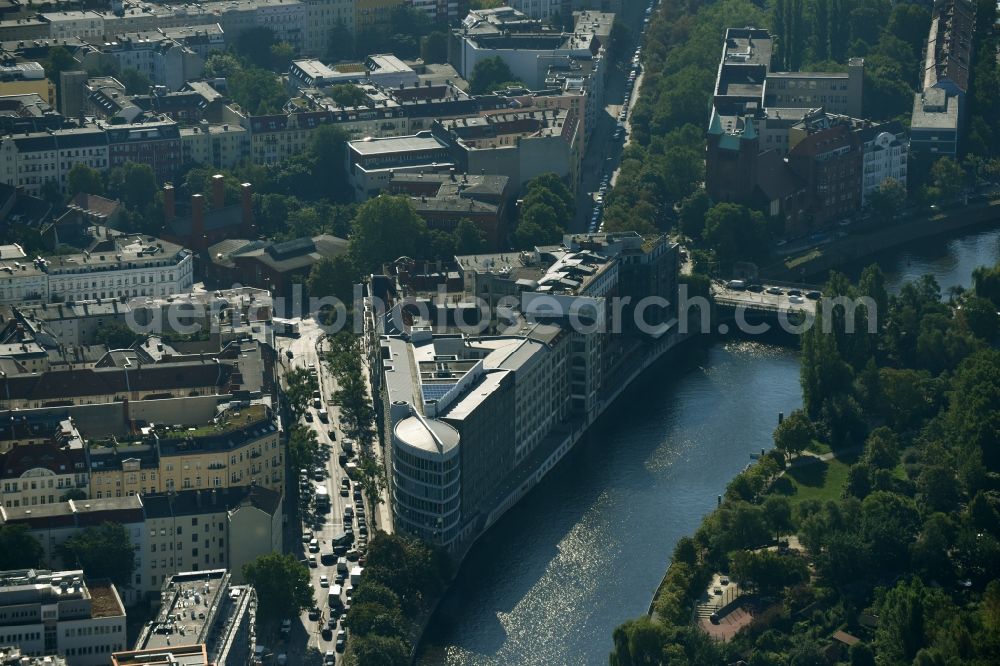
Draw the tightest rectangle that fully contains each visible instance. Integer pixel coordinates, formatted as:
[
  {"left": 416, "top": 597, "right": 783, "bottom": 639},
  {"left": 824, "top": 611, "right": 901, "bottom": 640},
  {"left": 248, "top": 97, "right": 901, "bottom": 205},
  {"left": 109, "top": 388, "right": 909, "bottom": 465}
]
[
  {"left": 58, "top": 523, "right": 135, "bottom": 588},
  {"left": 242, "top": 553, "right": 313, "bottom": 625}
]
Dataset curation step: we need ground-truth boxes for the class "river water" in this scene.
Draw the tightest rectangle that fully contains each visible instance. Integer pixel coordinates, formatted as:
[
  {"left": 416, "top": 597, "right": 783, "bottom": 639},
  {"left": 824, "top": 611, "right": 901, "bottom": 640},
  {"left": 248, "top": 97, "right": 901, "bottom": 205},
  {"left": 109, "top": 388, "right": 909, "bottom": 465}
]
[{"left": 417, "top": 225, "right": 1000, "bottom": 666}]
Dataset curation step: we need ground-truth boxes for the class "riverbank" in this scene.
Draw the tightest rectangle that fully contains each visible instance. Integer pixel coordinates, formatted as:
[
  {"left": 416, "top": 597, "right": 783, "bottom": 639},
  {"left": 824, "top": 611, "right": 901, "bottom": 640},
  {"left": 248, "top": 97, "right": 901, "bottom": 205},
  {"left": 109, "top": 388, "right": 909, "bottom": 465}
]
[
  {"left": 416, "top": 339, "right": 803, "bottom": 664},
  {"left": 767, "top": 198, "right": 1000, "bottom": 279}
]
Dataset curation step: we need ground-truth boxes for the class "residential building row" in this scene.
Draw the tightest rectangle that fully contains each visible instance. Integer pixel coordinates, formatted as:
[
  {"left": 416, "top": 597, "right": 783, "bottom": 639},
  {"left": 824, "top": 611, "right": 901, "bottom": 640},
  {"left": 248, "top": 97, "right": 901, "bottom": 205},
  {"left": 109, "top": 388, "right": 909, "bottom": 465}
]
[
  {"left": 1, "top": 482, "right": 282, "bottom": 602},
  {"left": 910, "top": 0, "right": 976, "bottom": 159},
  {"left": 705, "top": 27, "right": 909, "bottom": 231},
  {"left": 0, "top": 233, "right": 193, "bottom": 306}
]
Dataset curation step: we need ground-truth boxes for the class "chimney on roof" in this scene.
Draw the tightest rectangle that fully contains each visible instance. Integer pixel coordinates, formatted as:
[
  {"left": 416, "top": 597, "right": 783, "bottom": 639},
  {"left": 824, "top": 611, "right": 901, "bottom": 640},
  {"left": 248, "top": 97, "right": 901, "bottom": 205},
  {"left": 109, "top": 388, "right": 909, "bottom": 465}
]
[
  {"left": 163, "top": 184, "right": 175, "bottom": 223},
  {"left": 240, "top": 183, "right": 254, "bottom": 237},
  {"left": 191, "top": 194, "right": 206, "bottom": 249},
  {"left": 211, "top": 174, "right": 225, "bottom": 210}
]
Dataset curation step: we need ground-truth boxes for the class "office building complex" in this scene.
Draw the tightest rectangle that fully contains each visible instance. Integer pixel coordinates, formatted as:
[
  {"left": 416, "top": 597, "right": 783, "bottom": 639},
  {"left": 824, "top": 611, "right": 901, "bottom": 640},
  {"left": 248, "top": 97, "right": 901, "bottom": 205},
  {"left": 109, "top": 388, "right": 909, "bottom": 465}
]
[
  {"left": 118, "top": 570, "right": 255, "bottom": 666},
  {"left": 0, "top": 569, "right": 126, "bottom": 666}
]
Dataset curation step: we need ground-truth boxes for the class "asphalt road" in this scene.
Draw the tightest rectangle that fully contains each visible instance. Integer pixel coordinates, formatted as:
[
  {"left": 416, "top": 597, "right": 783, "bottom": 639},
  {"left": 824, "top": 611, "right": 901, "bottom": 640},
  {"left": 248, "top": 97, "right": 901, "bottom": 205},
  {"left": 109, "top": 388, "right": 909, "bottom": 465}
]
[
  {"left": 274, "top": 317, "right": 370, "bottom": 663},
  {"left": 571, "top": 0, "right": 651, "bottom": 233}
]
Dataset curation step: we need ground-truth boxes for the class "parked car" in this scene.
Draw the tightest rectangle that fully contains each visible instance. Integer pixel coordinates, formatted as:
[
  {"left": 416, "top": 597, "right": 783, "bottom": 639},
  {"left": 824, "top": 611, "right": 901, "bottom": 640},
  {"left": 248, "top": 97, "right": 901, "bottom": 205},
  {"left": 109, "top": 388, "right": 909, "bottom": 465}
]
[{"left": 319, "top": 575, "right": 329, "bottom": 588}]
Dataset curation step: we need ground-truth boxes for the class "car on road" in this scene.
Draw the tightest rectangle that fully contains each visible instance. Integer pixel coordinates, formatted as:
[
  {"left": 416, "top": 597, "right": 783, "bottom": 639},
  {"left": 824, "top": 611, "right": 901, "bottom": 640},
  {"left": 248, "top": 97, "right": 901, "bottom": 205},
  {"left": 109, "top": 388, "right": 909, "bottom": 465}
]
[
  {"left": 324, "top": 650, "right": 335, "bottom": 665},
  {"left": 336, "top": 629, "right": 347, "bottom": 652},
  {"left": 308, "top": 606, "right": 321, "bottom": 621},
  {"left": 340, "top": 485, "right": 349, "bottom": 497},
  {"left": 304, "top": 411, "right": 313, "bottom": 422},
  {"left": 787, "top": 289, "right": 802, "bottom": 297},
  {"left": 789, "top": 295, "right": 805, "bottom": 304},
  {"left": 307, "top": 554, "right": 317, "bottom": 567},
  {"left": 747, "top": 284, "right": 764, "bottom": 293},
  {"left": 308, "top": 539, "right": 319, "bottom": 553},
  {"left": 319, "top": 575, "right": 329, "bottom": 588},
  {"left": 321, "top": 627, "right": 332, "bottom": 640},
  {"left": 806, "top": 291, "right": 822, "bottom": 300},
  {"left": 346, "top": 548, "right": 360, "bottom": 561},
  {"left": 766, "top": 287, "right": 784, "bottom": 295},
  {"left": 335, "top": 572, "right": 346, "bottom": 585}
]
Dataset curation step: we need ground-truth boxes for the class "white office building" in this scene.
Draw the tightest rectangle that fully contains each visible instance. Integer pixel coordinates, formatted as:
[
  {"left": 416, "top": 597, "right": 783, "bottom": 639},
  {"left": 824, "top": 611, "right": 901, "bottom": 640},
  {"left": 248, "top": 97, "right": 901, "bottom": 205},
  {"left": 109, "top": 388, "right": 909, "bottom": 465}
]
[{"left": 0, "top": 569, "right": 126, "bottom": 666}]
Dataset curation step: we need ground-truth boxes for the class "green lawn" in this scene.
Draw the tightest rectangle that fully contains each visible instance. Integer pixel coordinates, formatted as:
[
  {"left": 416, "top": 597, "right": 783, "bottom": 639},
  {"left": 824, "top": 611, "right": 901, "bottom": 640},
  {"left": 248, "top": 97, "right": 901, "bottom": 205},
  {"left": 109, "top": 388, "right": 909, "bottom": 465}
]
[{"left": 770, "top": 451, "right": 859, "bottom": 505}]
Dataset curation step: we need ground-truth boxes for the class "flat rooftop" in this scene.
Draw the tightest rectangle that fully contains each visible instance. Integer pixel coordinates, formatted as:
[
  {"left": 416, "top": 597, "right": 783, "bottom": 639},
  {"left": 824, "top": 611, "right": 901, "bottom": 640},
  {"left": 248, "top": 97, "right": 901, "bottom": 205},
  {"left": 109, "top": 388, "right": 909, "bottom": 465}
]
[
  {"left": 722, "top": 27, "right": 772, "bottom": 67},
  {"left": 911, "top": 89, "right": 960, "bottom": 131},
  {"left": 139, "top": 570, "right": 228, "bottom": 651},
  {"left": 349, "top": 133, "right": 449, "bottom": 156}
]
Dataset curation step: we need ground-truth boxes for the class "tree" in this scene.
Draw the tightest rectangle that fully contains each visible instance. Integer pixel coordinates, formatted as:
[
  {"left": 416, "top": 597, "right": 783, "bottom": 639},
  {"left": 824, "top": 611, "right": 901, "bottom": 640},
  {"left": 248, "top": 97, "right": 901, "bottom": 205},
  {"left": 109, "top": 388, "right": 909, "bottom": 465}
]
[
  {"left": 874, "top": 577, "right": 951, "bottom": 664},
  {"left": 773, "top": 409, "right": 814, "bottom": 459},
  {"left": 702, "top": 203, "right": 771, "bottom": 265},
  {"left": 119, "top": 67, "right": 152, "bottom": 95},
  {"left": 849, "top": 642, "right": 876, "bottom": 666},
  {"left": 94, "top": 321, "right": 139, "bottom": 349},
  {"left": 204, "top": 53, "right": 242, "bottom": 79},
  {"left": 242, "top": 553, "right": 313, "bottom": 625},
  {"left": 514, "top": 202, "right": 563, "bottom": 248},
  {"left": 67, "top": 163, "right": 104, "bottom": 197},
  {"left": 867, "top": 177, "right": 906, "bottom": 221},
  {"left": 235, "top": 26, "right": 276, "bottom": 69},
  {"left": 454, "top": 218, "right": 487, "bottom": 254},
  {"left": 349, "top": 196, "right": 427, "bottom": 271},
  {"left": 0, "top": 525, "right": 43, "bottom": 570},
  {"left": 58, "top": 523, "right": 135, "bottom": 588},
  {"left": 959, "top": 296, "right": 999, "bottom": 340},
  {"left": 326, "top": 23, "right": 355, "bottom": 62},
  {"left": 45, "top": 46, "right": 76, "bottom": 97},
  {"left": 862, "top": 426, "right": 900, "bottom": 470},
  {"left": 308, "top": 125, "right": 351, "bottom": 200},
  {"left": 917, "top": 465, "right": 958, "bottom": 514},
  {"left": 861, "top": 491, "right": 920, "bottom": 569},
  {"left": 228, "top": 66, "right": 286, "bottom": 114},
  {"left": 762, "top": 495, "right": 793, "bottom": 541},
  {"left": 108, "top": 162, "right": 157, "bottom": 211},
  {"left": 270, "top": 42, "right": 296, "bottom": 72},
  {"left": 469, "top": 56, "right": 517, "bottom": 94},
  {"left": 307, "top": 255, "right": 356, "bottom": 306},
  {"left": 678, "top": 189, "right": 710, "bottom": 240},
  {"left": 421, "top": 31, "right": 449, "bottom": 64},
  {"left": 327, "top": 84, "right": 369, "bottom": 108},
  {"left": 930, "top": 157, "right": 966, "bottom": 201},
  {"left": 730, "top": 549, "right": 808, "bottom": 595},
  {"left": 347, "top": 634, "right": 409, "bottom": 666}
]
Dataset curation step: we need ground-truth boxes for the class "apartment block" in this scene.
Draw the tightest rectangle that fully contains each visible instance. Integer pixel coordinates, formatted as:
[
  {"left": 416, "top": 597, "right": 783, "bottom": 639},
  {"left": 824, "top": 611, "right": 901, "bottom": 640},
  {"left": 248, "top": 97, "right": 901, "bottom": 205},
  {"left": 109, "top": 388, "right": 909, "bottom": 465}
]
[
  {"left": 0, "top": 418, "right": 87, "bottom": 509},
  {"left": 89, "top": 402, "right": 283, "bottom": 497},
  {"left": 453, "top": 7, "right": 602, "bottom": 89},
  {"left": 0, "top": 569, "right": 126, "bottom": 666},
  {"left": 910, "top": 0, "right": 975, "bottom": 159},
  {"left": 0, "top": 485, "right": 281, "bottom": 599},
  {"left": 0, "top": 234, "right": 193, "bottom": 306},
  {"left": 433, "top": 107, "right": 581, "bottom": 189}
]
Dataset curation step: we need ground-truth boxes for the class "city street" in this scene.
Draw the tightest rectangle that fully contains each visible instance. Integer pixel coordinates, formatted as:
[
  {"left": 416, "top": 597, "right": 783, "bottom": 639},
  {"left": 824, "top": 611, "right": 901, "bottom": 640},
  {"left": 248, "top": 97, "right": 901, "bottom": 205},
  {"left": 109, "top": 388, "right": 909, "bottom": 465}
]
[
  {"left": 275, "top": 317, "right": 369, "bottom": 662},
  {"left": 571, "top": 0, "right": 651, "bottom": 232}
]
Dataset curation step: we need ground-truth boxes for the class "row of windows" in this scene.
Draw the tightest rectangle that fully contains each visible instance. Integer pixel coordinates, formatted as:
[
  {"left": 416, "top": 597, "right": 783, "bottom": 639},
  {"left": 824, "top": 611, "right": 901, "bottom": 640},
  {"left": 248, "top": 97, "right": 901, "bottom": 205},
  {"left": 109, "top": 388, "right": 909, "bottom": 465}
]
[
  {"left": 64, "top": 644, "right": 123, "bottom": 656},
  {"left": 65, "top": 624, "right": 121, "bottom": 637}
]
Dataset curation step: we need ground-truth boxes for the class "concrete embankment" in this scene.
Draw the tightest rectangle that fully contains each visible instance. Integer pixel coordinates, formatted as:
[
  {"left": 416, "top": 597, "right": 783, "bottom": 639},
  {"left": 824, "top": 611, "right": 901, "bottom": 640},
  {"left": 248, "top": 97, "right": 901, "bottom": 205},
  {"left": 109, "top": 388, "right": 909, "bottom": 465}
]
[{"left": 766, "top": 200, "right": 1000, "bottom": 279}]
